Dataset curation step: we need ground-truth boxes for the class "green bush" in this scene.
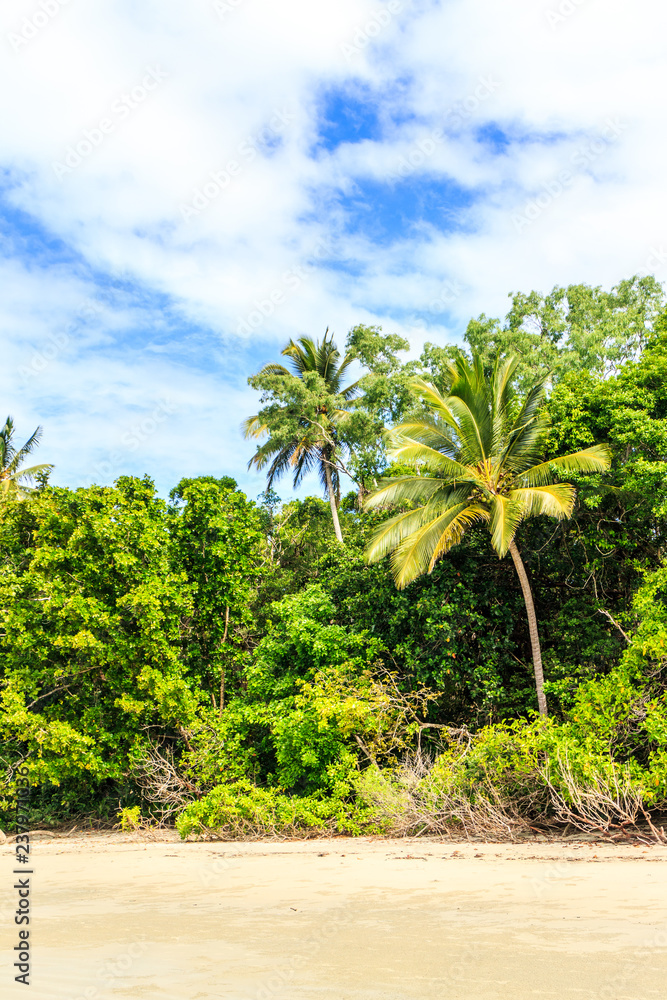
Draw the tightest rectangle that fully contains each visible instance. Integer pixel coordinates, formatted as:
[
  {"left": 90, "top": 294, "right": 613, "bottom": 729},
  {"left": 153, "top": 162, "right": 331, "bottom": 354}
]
[{"left": 175, "top": 779, "right": 376, "bottom": 839}]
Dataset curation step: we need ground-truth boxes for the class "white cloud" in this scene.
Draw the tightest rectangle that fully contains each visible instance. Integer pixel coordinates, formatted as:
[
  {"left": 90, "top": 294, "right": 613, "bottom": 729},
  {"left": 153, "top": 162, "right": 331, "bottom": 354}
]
[{"left": 1, "top": 0, "right": 666, "bottom": 495}]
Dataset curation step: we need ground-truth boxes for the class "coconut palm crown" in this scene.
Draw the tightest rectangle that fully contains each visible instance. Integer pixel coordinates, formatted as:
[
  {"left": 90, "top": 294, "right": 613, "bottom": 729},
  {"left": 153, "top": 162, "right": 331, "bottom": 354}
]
[
  {"left": 364, "top": 353, "right": 611, "bottom": 715},
  {"left": 243, "top": 330, "right": 360, "bottom": 543},
  {"left": 0, "top": 416, "right": 53, "bottom": 499}
]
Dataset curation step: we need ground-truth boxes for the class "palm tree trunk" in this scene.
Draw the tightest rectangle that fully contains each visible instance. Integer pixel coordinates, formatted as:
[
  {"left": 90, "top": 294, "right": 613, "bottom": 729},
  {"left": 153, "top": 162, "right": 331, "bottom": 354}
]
[
  {"left": 508, "top": 539, "right": 548, "bottom": 717},
  {"left": 323, "top": 461, "right": 344, "bottom": 544},
  {"left": 219, "top": 605, "right": 229, "bottom": 717}
]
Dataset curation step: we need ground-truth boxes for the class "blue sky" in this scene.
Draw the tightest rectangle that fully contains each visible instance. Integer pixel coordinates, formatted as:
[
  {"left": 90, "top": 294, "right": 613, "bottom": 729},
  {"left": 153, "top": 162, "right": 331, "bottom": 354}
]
[{"left": 1, "top": 0, "right": 666, "bottom": 501}]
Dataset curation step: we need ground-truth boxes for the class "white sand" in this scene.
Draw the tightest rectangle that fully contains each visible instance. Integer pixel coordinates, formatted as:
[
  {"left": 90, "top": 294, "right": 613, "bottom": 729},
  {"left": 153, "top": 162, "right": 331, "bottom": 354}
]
[{"left": 1, "top": 833, "right": 666, "bottom": 999}]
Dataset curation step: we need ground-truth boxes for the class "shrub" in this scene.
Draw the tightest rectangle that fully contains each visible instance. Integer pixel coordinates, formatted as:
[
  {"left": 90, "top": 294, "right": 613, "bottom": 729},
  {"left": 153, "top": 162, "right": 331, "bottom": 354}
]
[
  {"left": 175, "top": 779, "right": 375, "bottom": 840},
  {"left": 356, "top": 718, "right": 667, "bottom": 841}
]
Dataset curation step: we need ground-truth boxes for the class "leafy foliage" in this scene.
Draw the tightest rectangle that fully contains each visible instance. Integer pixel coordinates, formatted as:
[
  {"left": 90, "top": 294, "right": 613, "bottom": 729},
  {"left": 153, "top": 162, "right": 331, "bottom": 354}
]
[
  {"left": 421, "top": 275, "right": 665, "bottom": 391},
  {"left": 169, "top": 476, "right": 264, "bottom": 708},
  {"left": 2, "top": 277, "right": 666, "bottom": 840},
  {"left": 0, "top": 477, "right": 198, "bottom": 819}
]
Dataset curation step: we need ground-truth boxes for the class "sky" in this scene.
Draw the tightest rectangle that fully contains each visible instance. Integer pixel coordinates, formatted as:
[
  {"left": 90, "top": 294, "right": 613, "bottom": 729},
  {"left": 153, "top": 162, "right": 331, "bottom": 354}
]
[{"left": 2, "top": 0, "right": 667, "bottom": 501}]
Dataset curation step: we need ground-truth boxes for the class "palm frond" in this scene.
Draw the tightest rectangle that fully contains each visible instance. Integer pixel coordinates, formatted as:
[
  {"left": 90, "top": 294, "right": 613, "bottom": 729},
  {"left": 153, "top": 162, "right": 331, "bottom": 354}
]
[
  {"left": 242, "top": 414, "right": 267, "bottom": 439},
  {"left": 444, "top": 394, "right": 489, "bottom": 463},
  {"left": 255, "top": 362, "right": 292, "bottom": 379},
  {"left": 390, "top": 502, "right": 489, "bottom": 589},
  {"left": 388, "top": 416, "right": 459, "bottom": 456},
  {"left": 425, "top": 502, "right": 490, "bottom": 573},
  {"left": 492, "top": 355, "right": 519, "bottom": 418},
  {"left": 339, "top": 374, "right": 362, "bottom": 400},
  {"left": 329, "top": 408, "right": 353, "bottom": 424},
  {"left": 319, "top": 332, "right": 340, "bottom": 385},
  {"left": 282, "top": 339, "right": 311, "bottom": 376},
  {"left": 387, "top": 437, "right": 475, "bottom": 480},
  {"left": 248, "top": 437, "right": 293, "bottom": 472},
  {"left": 267, "top": 442, "right": 310, "bottom": 488},
  {"left": 516, "top": 445, "right": 612, "bottom": 487},
  {"left": 498, "top": 382, "right": 548, "bottom": 473},
  {"left": 0, "top": 416, "right": 16, "bottom": 469},
  {"left": 490, "top": 356, "right": 517, "bottom": 455},
  {"left": 363, "top": 476, "right": 466, "bottom": 509},
  {"left": 408, "top": 378, "right": 460, "bottom": 431},
  {"left": 336, "top": 352, "right": 358, "bottom": 389},
  {"left": 488, "top": 493, "right": 525, "bottom": 557},
  {"left": 8, "top": 462, "right": 54, "bottom": 481},
  {"left": 448, "top": 356, "right": 494, "bottom": 457},
  {"left": 8, "top": 425, "right": 42, "bottom": 467},
  {"left": 365, "top": 505, "right": 437, "bottom": 565},
  {"left": 0, "top": 419, "right": 50, "bottom": 498},
  {"left": 510, "top": 484, "right": 576, "bottom": 520}
]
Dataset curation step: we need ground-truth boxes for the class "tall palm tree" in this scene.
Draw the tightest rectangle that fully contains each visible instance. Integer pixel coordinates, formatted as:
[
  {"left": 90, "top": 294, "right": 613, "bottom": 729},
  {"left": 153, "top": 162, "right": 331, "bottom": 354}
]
[
  {"left": 244, "top": 331, "right": 359, "bottom": 544},
  {"left": 0, "top": 417, "right": 53, "bottom": 499},
  {"left": 364, "top": 354, "right": 611, "bottom": 716}
]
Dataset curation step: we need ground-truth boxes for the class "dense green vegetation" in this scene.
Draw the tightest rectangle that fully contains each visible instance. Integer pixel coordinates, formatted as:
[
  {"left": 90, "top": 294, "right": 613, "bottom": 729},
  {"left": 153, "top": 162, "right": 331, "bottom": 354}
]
[{"left": 2, "top": 275, "right": 667, "bottom": 840}]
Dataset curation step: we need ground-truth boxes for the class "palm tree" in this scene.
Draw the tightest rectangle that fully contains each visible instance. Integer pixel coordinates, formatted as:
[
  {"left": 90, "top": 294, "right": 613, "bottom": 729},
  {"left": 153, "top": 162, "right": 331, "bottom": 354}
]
[
  {"left": 0, "top": 417, "right": 53, "bottom": 499},
  {"left": 244, "top": 331, "right": 359, "bottom": 544},
  {"left": 364, "top": 354, "right": 611, "bottom": 716}
]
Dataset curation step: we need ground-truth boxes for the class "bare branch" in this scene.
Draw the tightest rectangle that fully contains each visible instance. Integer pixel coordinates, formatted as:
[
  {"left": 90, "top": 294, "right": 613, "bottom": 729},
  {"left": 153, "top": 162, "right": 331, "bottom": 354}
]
[{"left": 597, "top": 608, "right": 631, "bottom": 643}]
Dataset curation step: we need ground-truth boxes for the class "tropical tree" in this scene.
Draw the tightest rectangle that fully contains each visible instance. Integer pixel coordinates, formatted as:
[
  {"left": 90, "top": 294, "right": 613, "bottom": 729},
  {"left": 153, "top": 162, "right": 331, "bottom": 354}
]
[
  {"left": 169, "top": 476, "right": 264, "bottom": 712},
  {"left": 0, "top": 417, "right": 52, "bottom": 499},
  {"left": 421, "top": 275, "right": 665, "bottom": 393},
  {"left": 244, "top": 331, "right": 360, "bottom": 543},
  {"left": 364, "top": 354, "right": 611, "bottom": 716}
]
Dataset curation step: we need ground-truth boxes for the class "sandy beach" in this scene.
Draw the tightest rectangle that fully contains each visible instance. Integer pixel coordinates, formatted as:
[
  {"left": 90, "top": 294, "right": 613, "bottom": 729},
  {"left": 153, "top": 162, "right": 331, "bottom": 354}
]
[{"left": 1, "top": 833, "right": 666, "bottom": 999}]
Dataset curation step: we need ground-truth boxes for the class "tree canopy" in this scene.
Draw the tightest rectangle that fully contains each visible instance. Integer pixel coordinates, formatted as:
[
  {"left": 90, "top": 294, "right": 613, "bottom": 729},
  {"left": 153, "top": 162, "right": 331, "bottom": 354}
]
[{"left": 2, "top": 276, "right": 667, "bottom": 841}]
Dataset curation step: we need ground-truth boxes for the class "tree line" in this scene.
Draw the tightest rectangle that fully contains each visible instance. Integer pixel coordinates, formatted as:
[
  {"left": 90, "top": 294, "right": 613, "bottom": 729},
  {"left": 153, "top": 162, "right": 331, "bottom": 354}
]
[{"left": 1, "top": 275, "right": 666, "bottom": 838}]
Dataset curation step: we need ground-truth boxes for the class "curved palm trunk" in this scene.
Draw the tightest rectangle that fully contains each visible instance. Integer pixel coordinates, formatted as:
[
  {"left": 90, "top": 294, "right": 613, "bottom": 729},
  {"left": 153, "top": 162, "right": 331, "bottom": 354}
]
[
  {"left": 219, "top": 605, "right": 229, "bottom": 717},
  {"left": 509, "top": 539, "right": 547, "bottom": 717},
  {"left": 323, "top": 461, "right": 344, "bottom": 544}
]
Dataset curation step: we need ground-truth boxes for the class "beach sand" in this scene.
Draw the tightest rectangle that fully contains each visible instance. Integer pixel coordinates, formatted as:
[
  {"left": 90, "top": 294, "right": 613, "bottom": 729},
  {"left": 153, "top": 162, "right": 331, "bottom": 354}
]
[{"left": 1, "top": 832, "right": 665, "bottom": 999}]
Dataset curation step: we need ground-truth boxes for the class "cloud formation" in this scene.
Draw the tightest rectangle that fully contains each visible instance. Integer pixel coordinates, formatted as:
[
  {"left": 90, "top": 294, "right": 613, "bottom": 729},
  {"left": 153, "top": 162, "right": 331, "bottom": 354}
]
[{"left": 1, "top": 0, "right": 666, "bottom": 496}]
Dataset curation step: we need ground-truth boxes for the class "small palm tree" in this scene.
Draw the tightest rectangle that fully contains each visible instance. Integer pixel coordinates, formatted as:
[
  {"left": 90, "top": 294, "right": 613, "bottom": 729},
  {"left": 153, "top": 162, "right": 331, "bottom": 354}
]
[
  {"left": 244, "top": 331, "right": 359, "bottom": 543},
  {"left": 364, "top": 354, "right": 611, "bottom": 716},
  {"left": 0, "top": 417, "right": 53, "bottom": 499}
]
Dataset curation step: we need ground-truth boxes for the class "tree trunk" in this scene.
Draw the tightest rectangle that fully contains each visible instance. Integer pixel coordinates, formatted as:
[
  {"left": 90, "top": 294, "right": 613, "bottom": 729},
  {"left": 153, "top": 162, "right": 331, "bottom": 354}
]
[
  {"left": 219, "top": 605, "right": 229, "bottom": 717},
  {"left": 324, "top": 461, "right": 344, "bottom": 544},
  {"left": 508, "top": 538, "right": 548, "bottom": 717}
]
